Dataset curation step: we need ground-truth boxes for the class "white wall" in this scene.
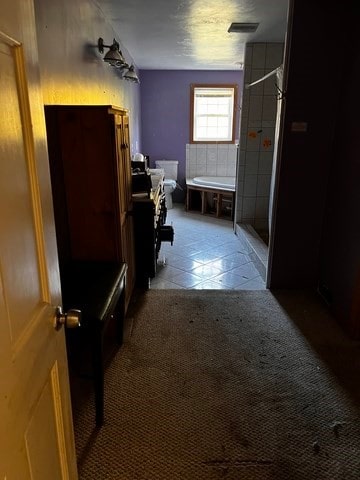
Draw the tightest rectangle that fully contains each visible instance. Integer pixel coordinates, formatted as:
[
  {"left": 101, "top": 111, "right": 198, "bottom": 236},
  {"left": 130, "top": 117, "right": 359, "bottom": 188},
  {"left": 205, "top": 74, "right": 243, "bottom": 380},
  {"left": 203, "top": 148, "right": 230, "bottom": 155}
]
[{"left": 33, "top": 0, "right": 141, "bottom": 153}]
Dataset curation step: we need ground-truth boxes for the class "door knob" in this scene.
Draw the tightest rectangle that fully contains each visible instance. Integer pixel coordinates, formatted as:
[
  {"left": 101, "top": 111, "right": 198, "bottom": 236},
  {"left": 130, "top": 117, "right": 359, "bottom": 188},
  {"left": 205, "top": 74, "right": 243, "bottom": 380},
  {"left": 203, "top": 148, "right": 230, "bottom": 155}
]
[{"left": 55, "top": 306, "right": 81, "bottom": 331}]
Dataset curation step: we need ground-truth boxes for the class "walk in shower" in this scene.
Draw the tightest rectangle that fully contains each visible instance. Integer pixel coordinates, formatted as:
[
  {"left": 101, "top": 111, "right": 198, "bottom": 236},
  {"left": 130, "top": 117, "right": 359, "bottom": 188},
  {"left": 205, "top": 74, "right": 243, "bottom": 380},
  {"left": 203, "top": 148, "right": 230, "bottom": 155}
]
[{"left": 235, "top": 42, "right": 285, "bottom": 281}]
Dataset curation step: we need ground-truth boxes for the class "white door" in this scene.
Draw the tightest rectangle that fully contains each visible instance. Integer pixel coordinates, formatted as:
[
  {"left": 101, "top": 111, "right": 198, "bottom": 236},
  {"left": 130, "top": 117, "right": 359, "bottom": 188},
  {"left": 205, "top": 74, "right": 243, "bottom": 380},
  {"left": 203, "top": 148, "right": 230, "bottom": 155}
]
[{"left": 0, "top": 20, "right": 78, "bottom": 480}]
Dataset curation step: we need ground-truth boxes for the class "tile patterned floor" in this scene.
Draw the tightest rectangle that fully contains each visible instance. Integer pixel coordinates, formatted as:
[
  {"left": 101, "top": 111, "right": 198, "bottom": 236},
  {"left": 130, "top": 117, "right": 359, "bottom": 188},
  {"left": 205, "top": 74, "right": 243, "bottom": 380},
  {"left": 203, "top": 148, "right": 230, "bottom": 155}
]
[{"left": 150, "top": 204, "right": 266, "bottom": 290}]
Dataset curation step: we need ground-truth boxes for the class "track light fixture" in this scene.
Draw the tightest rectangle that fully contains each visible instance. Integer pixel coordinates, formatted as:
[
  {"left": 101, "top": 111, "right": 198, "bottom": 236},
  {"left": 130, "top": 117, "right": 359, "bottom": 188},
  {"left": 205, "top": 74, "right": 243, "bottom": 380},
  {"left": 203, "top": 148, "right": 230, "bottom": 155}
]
[
  {"left": 97, "top": 37, "right": 140, "bottom": 84},
  {"left": 98, "top": 37, "right": 128, "bottom": 68}
]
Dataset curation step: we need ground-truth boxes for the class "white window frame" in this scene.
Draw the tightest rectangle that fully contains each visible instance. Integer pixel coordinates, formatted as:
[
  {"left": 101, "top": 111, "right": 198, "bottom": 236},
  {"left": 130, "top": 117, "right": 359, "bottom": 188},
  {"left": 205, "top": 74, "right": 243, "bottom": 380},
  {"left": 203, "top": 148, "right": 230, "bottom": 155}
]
[{"left": 190, "top": 84, "right": 237, "bottom": 144}]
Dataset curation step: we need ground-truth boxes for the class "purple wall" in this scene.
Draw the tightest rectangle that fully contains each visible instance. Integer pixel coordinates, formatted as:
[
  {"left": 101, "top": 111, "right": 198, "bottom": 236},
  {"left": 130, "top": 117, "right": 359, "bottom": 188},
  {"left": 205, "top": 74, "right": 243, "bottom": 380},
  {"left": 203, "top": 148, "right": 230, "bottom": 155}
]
[{"left": 139, "top": 70, "right": 243, "bottom": 200}]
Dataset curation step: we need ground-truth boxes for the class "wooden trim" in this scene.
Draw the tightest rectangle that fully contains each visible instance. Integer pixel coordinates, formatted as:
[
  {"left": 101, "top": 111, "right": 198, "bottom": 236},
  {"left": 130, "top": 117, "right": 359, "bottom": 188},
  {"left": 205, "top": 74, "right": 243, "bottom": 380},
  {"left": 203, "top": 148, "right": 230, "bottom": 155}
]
[
  {"left": 186, "top": 184, "right": 235, "bottom": 219},
  {"left": 51, "top": 362, "right": 71, "bottom": 479},
  {"left": 13, "top": 42, "right": 51, "bottom": 303},
  {"left": 107, "top": 105, "right": 128, "bottom": 115}
]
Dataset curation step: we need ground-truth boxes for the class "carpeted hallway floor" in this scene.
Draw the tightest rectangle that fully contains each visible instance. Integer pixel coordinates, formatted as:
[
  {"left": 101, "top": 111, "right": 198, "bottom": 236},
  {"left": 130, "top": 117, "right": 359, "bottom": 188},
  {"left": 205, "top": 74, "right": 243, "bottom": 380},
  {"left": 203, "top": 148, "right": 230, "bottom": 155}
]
[{"left": 73, "top": 289, "right": 360, "bottom": 479}]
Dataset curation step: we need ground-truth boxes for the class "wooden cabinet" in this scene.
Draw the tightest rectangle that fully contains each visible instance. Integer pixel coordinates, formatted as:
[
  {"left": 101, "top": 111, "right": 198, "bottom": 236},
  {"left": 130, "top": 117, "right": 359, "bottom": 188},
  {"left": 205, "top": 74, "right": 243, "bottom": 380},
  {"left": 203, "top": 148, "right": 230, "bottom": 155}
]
[{"left": 45, "top": 105, "right": 135, "bottom": 310}]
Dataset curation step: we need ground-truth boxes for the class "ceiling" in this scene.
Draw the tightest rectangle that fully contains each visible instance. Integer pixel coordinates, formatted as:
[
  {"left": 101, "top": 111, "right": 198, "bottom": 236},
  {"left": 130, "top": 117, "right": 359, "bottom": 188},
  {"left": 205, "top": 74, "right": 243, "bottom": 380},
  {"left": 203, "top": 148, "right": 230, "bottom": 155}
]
[{"left": 96, "top": 0, "right": 289, "bottom": 70}]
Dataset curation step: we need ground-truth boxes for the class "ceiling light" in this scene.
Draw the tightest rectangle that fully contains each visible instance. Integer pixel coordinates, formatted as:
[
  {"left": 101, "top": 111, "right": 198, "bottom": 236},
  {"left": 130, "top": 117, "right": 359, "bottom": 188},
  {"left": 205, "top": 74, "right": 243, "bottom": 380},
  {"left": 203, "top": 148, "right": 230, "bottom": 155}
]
[{"left": 228, "top": 23, "right": 259, "bottom": 33}]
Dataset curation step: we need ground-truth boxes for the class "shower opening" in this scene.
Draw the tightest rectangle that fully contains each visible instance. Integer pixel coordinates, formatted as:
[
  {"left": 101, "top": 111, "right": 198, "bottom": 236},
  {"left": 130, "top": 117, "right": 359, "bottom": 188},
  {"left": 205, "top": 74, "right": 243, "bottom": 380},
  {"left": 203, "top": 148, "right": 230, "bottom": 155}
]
[{"left": 234, "top": 43, "right": 285, "bottom": 285}]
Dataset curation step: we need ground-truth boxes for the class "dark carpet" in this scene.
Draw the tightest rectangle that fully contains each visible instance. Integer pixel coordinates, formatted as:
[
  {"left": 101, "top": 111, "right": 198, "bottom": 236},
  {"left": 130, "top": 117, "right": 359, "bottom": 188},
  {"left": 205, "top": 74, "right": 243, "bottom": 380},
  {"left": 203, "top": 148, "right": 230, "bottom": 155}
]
[{"left": 73, "top": 289, "right": 360, "bottom": 479}]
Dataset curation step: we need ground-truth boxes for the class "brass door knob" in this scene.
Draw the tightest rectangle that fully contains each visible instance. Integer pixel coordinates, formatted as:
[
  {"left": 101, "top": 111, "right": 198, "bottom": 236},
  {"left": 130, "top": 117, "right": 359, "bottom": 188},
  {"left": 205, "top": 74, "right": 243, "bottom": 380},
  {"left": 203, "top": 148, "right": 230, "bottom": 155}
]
[{"left": 55, "top": 306, "right": 81, "bottom": 331}]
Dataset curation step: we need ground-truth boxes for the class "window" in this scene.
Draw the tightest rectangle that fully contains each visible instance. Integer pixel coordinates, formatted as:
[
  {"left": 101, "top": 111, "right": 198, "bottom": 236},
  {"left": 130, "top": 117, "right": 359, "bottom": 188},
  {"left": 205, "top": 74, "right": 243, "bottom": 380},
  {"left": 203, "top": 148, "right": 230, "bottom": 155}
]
[{"left": 190, "top": 84, "right": 237, "bottom": 143}]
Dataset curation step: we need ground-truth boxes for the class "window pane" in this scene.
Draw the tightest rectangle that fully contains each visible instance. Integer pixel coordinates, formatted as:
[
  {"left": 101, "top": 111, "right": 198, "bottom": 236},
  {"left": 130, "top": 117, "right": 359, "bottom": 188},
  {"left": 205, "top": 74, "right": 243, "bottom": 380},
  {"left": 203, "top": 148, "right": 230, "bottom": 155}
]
[
  {"left": 218, "top": 127, "right": 229, "bottom": 138},
  {"left": 207, "top": 127, "right": 218, "bottom": 137},
  {"left": 197, "top": 117, "right": 208, "bottom": 127},
  {"left": 192, "top": 86, "right": 235, "bottom": 142},
  {"left": 218, "top": 117, "right": 228, "bottom": 127},
  {"left": 207, "top": 104, "right": 219, "bottom": 114},
  {"left": 208, "top": 117, "right": 218, "bottom": 127},
  {"left": 198, "top": 104, "right": 208, "bottom": 114},
  {"left": 218, "top": 104, "right": 228, "bottom": 115},
  {"left": 197, "top": 127, "right": 207, "bottom": 138}
]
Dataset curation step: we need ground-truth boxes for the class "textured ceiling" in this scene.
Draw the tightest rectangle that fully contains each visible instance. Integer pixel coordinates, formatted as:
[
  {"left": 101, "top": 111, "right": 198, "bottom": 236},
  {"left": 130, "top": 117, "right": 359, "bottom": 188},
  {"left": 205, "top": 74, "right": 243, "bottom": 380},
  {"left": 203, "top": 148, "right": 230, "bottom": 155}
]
[{"left": 96, "top": 0, "right": 289, "bottom": 70}]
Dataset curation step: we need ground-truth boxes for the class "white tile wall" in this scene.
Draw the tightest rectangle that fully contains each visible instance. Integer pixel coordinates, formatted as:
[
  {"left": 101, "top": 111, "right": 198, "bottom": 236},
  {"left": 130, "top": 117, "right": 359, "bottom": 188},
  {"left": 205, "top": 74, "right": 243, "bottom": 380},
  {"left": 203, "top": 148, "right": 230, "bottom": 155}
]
[
  {"left": 252, "top": 44, "right": 267, "bottom": 68},
  {"left": 246, "top": 130, "right": 261, "bottom": 151},
  {"left": 260, "top": 127, "right": 275, "bottom": 152},
  {"left": 226, "top": 162, "right": 236, "bottom": 176},
  {"left": 186, "top": 144, "right": 238, "bottom": 179},
  {"left": 255, "top": 197, "right": 269, "bottom": 217},
  {"left": 257, "top": 175, "right": 272, "bottom": 196},
  {"left": 227, "top": 145, "right": 237, "bottom": 164},
  {"left": 258, "top": 152, "right": 274, "bottom": 174},
  {"left": 254, "top": 217, "right": 269, "bottom": 230},
  {"left": 235, "top": 42, "right": 284, "bottom": 231},
  {"left": 242, "top": 197, "right": 256, "bottom": 218},
  {"left": 237, "top": 166, "right": 245, "bottom": 182},
  {"left": 264, "top": 73, "right": 278, "bottom": 96},
  {"left": 249, "top": 96, "right": 263, "bottom": 122},
  {"left": 265, "top": 44, "right": 284, "bottom": 69},
  {"left": 245, "top": 152, "right": 259, "bottom": 175},
  {"left": 262, "top": 96, "right": 277, "bottom": 121},
  {"left": 243, "top": 175, "right": 258, "bottom": 196},
  {"left": 196, "top": 147, "right": 207, "bottom": 164},
  {"left": 250, "top": 69, "right": 265, "bottom": 96},
  {"left": 238, "top": 150, "right": 246, "bottom": 167},
  {"left": 245, "top": 45, "right": 253, "bottom": 67},
  {"left": 209, "top": 146, "right": 218, "bottom": 162},
  {"left": 207, "top": 163, "right": 217, "bottom": 176}
]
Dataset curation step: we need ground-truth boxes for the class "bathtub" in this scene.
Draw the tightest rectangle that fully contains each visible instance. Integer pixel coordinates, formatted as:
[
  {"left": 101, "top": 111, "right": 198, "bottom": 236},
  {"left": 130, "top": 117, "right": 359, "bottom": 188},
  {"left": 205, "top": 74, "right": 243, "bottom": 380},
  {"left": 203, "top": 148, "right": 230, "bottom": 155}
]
[{"left": 187, "top": 176, "right": 236, "bottom": 191}]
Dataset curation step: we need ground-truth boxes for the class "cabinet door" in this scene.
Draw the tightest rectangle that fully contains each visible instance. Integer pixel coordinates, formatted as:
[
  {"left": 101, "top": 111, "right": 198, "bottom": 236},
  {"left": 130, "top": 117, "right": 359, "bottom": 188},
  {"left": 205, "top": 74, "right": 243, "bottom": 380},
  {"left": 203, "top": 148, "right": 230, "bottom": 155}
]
[{"left": 114, "top": 114, "right": 135, "bottom": 307}]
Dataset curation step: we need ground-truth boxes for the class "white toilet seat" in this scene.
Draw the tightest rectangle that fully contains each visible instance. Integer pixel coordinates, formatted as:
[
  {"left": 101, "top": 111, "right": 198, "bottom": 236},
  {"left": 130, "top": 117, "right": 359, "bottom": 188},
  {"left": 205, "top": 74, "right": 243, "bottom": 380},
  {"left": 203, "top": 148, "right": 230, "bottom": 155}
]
[
  {"left": 163, "top": 179, "right": 176, "bottom": 190},
  {"left": 155, "top": 160, "right": 178, "bottom": 209},
  {"left": 163, "top": 180, "right": 176, "bottom": 208}
]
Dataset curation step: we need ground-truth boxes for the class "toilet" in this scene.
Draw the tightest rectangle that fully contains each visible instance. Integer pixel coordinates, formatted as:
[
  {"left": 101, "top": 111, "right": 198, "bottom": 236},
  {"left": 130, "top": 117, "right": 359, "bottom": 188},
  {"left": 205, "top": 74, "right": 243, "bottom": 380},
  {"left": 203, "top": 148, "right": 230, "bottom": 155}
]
[{"left": 155, "top": 160, "right": 178, "bottom": 209}]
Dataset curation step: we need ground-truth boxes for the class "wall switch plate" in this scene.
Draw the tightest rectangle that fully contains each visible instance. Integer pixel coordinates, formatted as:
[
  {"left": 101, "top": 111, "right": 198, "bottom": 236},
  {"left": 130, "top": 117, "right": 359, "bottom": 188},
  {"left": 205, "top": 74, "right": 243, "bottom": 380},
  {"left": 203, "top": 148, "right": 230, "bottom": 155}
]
[{"left": 291, "top": 121, "right": 308, "bottom": 132}]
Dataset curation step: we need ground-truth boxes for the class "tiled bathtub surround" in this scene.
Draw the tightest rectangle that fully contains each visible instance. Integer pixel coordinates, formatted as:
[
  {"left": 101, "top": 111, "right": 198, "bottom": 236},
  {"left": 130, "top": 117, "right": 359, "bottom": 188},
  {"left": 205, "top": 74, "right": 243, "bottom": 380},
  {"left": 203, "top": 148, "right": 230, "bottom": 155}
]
[
  {"left": 186, "top": 144, "right": 238, "bottom": 179},
  {"left": 236, "top": 43, "right": 284, "bottom": 232}
]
